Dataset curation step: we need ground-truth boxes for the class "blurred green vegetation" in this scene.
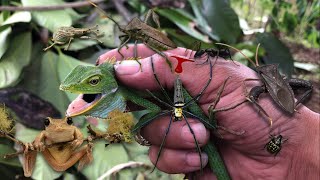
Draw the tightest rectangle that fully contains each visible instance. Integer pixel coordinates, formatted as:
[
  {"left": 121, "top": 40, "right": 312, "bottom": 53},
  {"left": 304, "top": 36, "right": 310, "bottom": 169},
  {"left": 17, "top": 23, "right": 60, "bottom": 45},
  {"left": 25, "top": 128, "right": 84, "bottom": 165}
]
[{"left": 0, "top": 0, "right": 319, "bottom": 179}]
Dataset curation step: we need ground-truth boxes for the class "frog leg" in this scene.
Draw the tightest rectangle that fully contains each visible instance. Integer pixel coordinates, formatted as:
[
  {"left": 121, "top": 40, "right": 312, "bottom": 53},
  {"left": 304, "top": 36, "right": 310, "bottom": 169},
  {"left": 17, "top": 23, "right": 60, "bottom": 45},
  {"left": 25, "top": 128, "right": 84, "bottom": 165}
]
[
  {"left": 23, "top": 149, "right": 37, "bottom": 177},
  {"left": 42, "top": 144, "right": 92, "bottom": 172},
  {"left": 77, "top": 142, "right": 94, "bottom": 170}
]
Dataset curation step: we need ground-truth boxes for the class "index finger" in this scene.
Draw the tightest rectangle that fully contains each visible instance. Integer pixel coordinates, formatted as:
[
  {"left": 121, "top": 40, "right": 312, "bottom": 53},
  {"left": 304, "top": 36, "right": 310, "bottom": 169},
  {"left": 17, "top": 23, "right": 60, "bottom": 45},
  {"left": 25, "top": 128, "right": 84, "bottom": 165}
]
[{"left": 97, "top": 44, "right": 193, "bottom": 64}]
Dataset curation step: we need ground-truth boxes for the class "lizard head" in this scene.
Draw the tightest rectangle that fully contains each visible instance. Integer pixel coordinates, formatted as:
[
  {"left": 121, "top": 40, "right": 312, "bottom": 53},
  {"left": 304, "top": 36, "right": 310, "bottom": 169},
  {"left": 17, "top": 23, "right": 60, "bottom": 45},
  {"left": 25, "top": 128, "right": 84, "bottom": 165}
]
[{"left": 60, "top": 63, "right": 119, "bottom": 117}]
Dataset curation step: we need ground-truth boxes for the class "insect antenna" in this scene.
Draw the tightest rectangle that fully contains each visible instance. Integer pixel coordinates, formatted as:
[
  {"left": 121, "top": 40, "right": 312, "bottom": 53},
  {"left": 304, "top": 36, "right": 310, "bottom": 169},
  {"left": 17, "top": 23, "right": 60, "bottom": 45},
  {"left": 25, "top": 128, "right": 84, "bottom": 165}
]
[
  {"left": 255, "top": 43, "right": 261, "bottom": 66},
  {"left": 86, "top": 0, "right": 122, "bottom": 30},
  {"left": 210, "top": 77, "right": 231, "bottom": 109},
  {"left": 215, "top": 43, "right": 256, "bottom": 67}
]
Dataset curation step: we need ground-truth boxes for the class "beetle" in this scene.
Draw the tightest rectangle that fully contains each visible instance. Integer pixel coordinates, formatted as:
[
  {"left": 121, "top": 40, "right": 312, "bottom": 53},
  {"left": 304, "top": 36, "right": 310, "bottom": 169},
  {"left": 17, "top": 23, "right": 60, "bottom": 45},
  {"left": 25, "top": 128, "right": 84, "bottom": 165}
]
[
  {"left": 43, "top": 25, "right": 103, "bottom": 51},
  {"left": 264, "top": 134, "right": 287, "bottom": 156}
]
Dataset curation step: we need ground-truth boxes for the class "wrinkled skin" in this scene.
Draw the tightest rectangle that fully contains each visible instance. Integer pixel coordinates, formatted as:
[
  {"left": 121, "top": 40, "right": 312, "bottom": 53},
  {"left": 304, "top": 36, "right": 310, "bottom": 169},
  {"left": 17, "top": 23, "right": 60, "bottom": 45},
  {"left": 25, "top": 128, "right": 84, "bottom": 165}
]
[{"left": 96, "top": 44, "right": 319, "bottom": 179}]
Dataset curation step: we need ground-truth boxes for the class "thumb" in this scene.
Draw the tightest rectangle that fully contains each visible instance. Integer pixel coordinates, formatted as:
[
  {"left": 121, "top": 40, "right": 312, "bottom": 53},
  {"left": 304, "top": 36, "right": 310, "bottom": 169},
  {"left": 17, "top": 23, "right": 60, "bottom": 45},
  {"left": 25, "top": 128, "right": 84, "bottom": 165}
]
[
  {"left": 112, "top": 51, "right": 213, "bottom": 96},
  {"left": 114, "top": 53, "right": 176, "bottom": 91}
]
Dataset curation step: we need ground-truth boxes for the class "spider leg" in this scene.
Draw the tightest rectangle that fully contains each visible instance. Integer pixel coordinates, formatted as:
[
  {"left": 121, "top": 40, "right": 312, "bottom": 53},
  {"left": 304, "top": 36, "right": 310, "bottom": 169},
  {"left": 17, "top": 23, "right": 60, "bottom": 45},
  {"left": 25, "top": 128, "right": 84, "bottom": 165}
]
[
  {"left": 183, "top": 110, "right": 216, "bottom": 130},
  {"left": 132, "top": 110, "right": 171, "bottom": 133},
  {"left": 150, "top": 57, "right": 173, "bottom": 104},
  {"left": 151, "top": 114, "right": 173, "bottom": 173},
  {"left": 182, "top": 113, "right": 203, "bottom": 173},
  {"left": 184, "top": 55, "right": 213, "bottom": 107},
  {"left": 146, "top": 89, "right": 173, "bottom": 109}
]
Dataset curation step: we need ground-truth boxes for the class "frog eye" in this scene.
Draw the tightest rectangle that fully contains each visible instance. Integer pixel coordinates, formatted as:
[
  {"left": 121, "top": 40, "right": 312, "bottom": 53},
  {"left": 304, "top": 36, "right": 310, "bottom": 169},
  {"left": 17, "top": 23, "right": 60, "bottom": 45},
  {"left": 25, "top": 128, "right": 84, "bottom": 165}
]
[
  {"left": 44, "top": 117, "right": 50, "bottom": 127},
  {"left": 67, "top": 117, "right": 73, "bottom": 125},
  {"left": 89, "top": 76, "right": 100, "bottom": 86}
]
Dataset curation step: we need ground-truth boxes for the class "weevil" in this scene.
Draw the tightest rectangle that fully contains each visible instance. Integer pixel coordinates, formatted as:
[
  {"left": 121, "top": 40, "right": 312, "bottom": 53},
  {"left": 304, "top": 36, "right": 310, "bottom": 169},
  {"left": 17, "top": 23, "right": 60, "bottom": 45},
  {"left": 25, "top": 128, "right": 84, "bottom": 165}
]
[
  {"left": 43, "top": 25, "right": 103, "bottom": 51},
  {"left": 144, "top": 57, "right": 244, "bottom": 173},
  {"left": 264, "top": 134, "right": 287, "bottom": 156},
  {"left": 216, "top": 43, "right": 313, "bottom": 126},
  {"left": 87, "top": 0, "right": 177, "bottom": 69}
]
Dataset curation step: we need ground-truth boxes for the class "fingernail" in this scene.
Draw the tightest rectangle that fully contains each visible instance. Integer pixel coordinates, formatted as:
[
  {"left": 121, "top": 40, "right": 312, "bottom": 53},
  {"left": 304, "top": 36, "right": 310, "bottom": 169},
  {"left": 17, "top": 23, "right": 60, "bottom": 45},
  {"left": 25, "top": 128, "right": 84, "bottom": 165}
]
[
  {"left": 181, "top": 123, "right": 206, "bottom": 144},
  {"left": 114, "top": 60, "right": 140, "bottom": 75},
  {"left": 186, "top": 152, "right": 208, "bottom": 167}
]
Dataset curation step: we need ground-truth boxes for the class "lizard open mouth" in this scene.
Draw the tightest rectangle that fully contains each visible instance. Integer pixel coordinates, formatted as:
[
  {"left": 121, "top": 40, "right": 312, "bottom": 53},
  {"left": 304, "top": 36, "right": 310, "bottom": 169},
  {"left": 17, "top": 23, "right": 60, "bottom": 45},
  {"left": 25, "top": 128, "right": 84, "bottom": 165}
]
[{"left": 66, "top": 93, "right": 103, "bottom": 117}]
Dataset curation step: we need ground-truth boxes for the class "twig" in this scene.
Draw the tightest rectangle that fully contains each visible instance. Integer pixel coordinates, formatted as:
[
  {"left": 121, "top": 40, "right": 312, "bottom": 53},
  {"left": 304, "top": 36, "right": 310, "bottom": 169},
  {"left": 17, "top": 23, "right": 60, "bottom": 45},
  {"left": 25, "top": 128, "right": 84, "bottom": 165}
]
[
  {"left": 97, "top": 161, "right": 151, "bottom": 180},
  {"left": 111, "top": 0, "right": 132, "bottom": 22},
  {"left": 0, "top": 0, "right": 104, "bottom": 11},
  {"left": 2, "top": 125, "right": 108, "bottom": 159},
  {"left": 0, "top": 132, "right": 24, "bottom": 146}
]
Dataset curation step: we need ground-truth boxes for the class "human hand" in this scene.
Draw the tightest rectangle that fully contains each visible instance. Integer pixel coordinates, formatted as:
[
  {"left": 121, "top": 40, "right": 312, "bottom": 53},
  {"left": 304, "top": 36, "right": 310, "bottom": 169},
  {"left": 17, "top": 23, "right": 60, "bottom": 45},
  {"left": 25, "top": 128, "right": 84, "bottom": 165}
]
[{"left": 98, "top": 44, "right": 319, "bottom": 179}]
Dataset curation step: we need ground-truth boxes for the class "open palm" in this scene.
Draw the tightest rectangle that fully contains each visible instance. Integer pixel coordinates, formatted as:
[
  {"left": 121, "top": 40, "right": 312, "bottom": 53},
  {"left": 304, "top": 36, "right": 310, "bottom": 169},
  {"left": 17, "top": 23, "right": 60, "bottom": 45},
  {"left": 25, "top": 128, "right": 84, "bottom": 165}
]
[{"left": 98, "top": 44, "right": 319, "bottom": 180}]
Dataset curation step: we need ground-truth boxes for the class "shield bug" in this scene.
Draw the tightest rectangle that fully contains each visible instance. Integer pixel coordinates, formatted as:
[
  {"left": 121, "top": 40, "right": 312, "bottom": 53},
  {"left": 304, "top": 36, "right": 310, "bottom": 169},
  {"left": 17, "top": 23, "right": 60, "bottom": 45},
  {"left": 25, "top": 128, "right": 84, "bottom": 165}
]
[{"left": 216, "top": 43, "right": 313, "bottom": 126}]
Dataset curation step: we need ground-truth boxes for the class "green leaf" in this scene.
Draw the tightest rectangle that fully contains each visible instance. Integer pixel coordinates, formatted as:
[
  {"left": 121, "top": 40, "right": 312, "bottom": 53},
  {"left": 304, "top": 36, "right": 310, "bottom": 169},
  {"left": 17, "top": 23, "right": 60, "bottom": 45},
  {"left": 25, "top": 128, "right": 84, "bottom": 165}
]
[
  {"left": 165, "top": 28, "right": 214, "bottom": 48},
  {"left": 19, "top": 50, "right": 89, "bottom": 115},
  {"left": 0, "top": 27, "right": 11, "bottom": 59},
  {"left": 20, "top": 51, "right": 69, "bottom": 114},
  {"left": 188, "top": 0, "right": 220, "bottom": 41},
  {"left": 21, "top": 0, "right": 81, "bottom": 32},
  {"left": 14, "top": 123, "right": 62, "bottom": 180},
  {"left": 0, "top": 32, "right": 31, "bottom": 88},
  {"left": 57, "top": 53, "right": 91, "bottom": 101},
  {"left": 201, "top": 0, "right": 242, "bottom": 44},
  {"left": 256, "top": 32, "right": 294, "bottom": 77},
  {"left": 82, "top": 142, "right": 132, "bottom": 179},
  {"left": 94, "top": 15, "right": 123, "bottom": 48},
  {"left": 156, "top": 9, "right": 210, "bottom": 43},
  {"left": 0, "top": 144, "right": 21, "bottom": 167},
  {"left": 36, "top": 52, "right": 70, "bottom": 113},
  {"left": 233, "top": 49, "right": 253, "bottom": 66},
  {"left": 67, "top": 39, "right": 100, "bottom": 51},
  {"left": 0, "top": 0, "right": 10, "bottom": 21},
  {"left": 283, "top": 11, "right": 297, "bottom": 34},
  {"left": 1, "top": 11, "right": 31, "bottom": 26}
]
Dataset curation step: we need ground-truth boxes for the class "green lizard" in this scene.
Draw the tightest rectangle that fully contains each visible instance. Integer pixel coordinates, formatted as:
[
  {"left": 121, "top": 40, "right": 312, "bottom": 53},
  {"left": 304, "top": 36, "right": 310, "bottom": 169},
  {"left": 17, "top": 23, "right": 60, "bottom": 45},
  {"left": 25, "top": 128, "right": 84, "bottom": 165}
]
[{"left": 59, "top": 59, "right": 241, "bottom": 180}]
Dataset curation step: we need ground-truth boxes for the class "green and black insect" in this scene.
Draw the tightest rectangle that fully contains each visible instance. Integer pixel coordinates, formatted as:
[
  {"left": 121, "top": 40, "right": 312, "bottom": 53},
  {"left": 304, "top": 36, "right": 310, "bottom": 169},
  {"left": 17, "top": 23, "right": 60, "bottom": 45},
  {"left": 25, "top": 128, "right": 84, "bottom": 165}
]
[
  {"left": 264, "top": 134, "right": 287, "bottom": 156},
  {"left": 44, "top": 25, "right": 103, "bottom": 51}
]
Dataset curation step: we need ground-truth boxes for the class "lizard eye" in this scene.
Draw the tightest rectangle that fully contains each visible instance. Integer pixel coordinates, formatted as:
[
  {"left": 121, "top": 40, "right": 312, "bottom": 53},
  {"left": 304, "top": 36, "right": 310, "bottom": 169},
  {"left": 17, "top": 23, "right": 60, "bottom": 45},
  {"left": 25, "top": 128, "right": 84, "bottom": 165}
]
[
  {"left": 67, "top": 117, "right": 73, "bottom": 125},
  {"left": 89, "top": 76, "right": 100, "bottom": 86},
  {"left": 44, "top": 117, "right": 50, "bottom": 127}
]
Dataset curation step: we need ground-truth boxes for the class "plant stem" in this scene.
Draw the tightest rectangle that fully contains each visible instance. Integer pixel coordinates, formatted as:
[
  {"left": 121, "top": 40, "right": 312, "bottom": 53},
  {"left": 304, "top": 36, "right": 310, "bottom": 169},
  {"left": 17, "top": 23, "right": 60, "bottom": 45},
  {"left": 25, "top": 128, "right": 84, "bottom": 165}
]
[{"left": 0, "top": 0, "right": 104, "bottom": 11}]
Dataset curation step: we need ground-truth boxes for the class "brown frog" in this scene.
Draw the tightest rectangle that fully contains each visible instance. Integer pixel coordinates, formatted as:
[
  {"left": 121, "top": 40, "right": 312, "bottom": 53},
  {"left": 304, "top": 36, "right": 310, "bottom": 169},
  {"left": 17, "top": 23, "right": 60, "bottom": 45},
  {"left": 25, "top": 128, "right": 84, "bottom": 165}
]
[{"left": 23, "top": 117, "right": 93, "bottom": 177}]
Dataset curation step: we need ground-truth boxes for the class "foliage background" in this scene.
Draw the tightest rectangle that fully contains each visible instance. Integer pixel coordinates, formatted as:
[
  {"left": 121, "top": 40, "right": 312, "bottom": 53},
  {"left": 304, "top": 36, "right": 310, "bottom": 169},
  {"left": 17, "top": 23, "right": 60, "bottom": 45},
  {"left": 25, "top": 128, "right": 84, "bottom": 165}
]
[{"left": 0, "top": 0, "right": 319, "bottom": 179}]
